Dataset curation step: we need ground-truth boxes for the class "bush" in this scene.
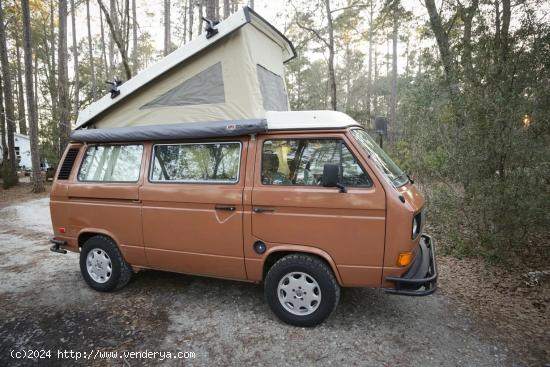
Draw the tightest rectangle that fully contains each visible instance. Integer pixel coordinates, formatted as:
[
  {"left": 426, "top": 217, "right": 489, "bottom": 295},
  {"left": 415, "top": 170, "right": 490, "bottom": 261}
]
[{"left": 390, "top": 53, "right": 550, "bottom": 264}]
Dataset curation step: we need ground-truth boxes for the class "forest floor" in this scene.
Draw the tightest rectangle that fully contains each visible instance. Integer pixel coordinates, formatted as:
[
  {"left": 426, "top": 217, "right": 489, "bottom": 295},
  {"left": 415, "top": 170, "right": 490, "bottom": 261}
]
[{"left": 0, "top": 187, "right": 548, "bottom": 366}]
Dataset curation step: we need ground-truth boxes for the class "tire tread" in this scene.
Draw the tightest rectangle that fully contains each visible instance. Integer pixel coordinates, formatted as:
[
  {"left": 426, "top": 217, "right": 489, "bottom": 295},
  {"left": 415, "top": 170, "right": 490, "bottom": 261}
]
[
  {"left": 80, "top": 235, "right": 132, "bottom": 292},
  {"left": 265, "top": 253, "right": 340, "bottom": 326}
]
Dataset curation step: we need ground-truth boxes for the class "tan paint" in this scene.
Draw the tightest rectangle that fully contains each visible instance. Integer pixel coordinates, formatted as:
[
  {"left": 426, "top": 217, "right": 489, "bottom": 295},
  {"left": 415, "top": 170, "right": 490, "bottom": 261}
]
[{"left": 50, "top": 128, "right": 426, "bottom": 288}]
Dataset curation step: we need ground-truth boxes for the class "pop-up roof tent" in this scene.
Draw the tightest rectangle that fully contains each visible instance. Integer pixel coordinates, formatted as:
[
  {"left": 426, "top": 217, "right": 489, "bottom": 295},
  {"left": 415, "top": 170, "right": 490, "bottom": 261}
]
[{"left": 75, "top": 6, "right": 296, "bottom": 133}]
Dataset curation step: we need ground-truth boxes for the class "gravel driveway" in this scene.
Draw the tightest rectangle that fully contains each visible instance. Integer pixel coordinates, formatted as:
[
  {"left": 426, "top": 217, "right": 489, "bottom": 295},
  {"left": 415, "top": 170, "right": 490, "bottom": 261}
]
[{"left": 0, "top": 198, "right": 525, "bottom": 366}]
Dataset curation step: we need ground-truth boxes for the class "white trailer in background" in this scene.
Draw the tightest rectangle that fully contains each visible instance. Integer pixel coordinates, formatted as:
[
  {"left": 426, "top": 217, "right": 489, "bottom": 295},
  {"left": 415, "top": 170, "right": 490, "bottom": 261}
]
[{"left": 0, "top": 133, "right": 32, "bottom": 170}]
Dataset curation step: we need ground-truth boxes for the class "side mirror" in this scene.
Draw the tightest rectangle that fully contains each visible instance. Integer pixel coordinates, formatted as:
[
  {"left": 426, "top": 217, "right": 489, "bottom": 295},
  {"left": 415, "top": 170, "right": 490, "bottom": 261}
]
[{"left": 322, "top": 163, "right": 347, "bottom": 193}]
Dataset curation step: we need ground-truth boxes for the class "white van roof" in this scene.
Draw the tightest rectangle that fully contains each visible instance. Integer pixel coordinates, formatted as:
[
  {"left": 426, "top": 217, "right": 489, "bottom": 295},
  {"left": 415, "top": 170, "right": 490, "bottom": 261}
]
[
  {"left": 70, "top": 111, "right": 361, "bottom": 143},
  {"left": 266, "top": 111, "right": 360, "bottom": 130}
]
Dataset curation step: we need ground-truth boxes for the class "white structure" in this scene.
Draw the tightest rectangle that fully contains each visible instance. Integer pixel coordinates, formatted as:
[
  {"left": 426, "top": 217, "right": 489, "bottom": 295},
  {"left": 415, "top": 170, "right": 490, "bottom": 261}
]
[
  {"left": 76, "top": 6, "right": 296, "bottom": 130},
  {"left": 265, "top": 111, "right": 359, "bottom": 130},
  {"left": 0, "top": 133, "right": 32, "bottom": 169}
]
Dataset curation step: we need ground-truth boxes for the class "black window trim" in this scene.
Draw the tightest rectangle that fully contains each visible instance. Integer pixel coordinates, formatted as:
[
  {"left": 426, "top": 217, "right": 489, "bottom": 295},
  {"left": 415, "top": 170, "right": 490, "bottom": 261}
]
[
  {"left": 260, "top": 137, "right": 373, "bottom": 188},
  {"left": 149, "top": 141, "right": 243, "bottom": 185},
  {"left": 77, "top": 143, "right": 144, "bottom": 183}
]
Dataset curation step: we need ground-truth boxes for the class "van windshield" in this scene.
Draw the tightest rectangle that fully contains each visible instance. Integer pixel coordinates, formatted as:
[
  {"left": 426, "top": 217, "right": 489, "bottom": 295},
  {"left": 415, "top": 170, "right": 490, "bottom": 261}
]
[{"left": 350, "top": 128, "right": 409, "bottom": 188}]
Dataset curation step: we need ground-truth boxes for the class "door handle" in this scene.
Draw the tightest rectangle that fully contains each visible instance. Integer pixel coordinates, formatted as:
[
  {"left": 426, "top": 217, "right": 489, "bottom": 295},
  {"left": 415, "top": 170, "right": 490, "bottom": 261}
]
[
  {"left": 254, "top": 207, "right": 275, "bottom": 213},
  {"left": 215, "top": 205, "right": 236, "bottom": 211}
]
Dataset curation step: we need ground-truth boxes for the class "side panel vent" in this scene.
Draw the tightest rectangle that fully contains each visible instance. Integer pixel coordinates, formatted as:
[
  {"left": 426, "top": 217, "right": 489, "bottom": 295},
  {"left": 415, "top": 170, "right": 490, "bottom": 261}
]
[{"left": 57, "top": 148, "right": 80, "bottom": 180}]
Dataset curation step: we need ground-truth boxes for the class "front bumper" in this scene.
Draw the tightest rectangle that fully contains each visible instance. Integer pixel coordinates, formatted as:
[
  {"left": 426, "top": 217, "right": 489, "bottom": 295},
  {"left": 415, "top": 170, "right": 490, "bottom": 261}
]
[{"left": 384, "top": 234, "right": 438, "bottom": 296}]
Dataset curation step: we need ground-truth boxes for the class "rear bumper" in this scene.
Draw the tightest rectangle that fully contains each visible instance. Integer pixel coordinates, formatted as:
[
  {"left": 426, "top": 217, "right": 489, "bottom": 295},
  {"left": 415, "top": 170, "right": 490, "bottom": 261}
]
[
  {"left": 384, "top": 234, "right": 438, "bottom": 296},
  {"left": 49, "top": 237, "right": 68, "bottom": 254}
]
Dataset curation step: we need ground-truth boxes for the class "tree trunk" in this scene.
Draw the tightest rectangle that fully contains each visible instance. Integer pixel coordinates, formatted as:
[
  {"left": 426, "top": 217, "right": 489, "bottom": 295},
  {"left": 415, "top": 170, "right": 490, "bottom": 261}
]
[
  {"left": 0, "top": 0, "right": 19, "bottom": 186},
  {"left": 108, "top": 0, "right": 116, "bottom": 77},
  {"left": 132, "top": 0, "right": 138, "bottom": 72},
  {"left": 390, "top": 0, "right": 398, "bottom": 139},
  {"left": 0, "top": 78, "right": 8, "bottom": 163},
  {"left": 49, "top": 0, "right": 57, "bottom": 81},
  {"left": 33, "top": 54, "right": 38, "bottom": 109},
  {"left": 223, "top": 0, "right": 229, "bottom": 18},
  {"left": 100, "top": 10, "right": 109, "bottom": 80},
  {"left": 182, "top": 0, "right": 187, "bottom": 44},
  {"left": 188, "top": 0, "right": 194, "bottom": 42},
  {"left": 70, "top": 0, "right": 80, "bottom": 121},
  {"left": 496, "top": 0, "right": 511, "bottom": 72},
  {"left": 15, "top": 42, "right": 27, "bottom": 135},
  {"left": 58, "top": 0, "right": 71, "bottom": 152},
  {"left": 424, "top": 0, "right": 457, "bottom": 95},
  {"left": 374, "top": 44, "right": 379, "bottom": 114},
  {"left": 198, "top": 0, "right": 203, "bottom": 35},
  {"left": 87, "top": 0, "right": 96, "bottom": 100},
  {"left": 249, "top": 0, "right": 254, "bottom": 9},
  {"left": 459, "top": 0, "right": 478, "bottom": 81},
  {"left": 344, "top": 44, "right": 351, "bottom": 111},
  {"left": 22, "top": 0, "right": 44, "bottom": 193},
  {"left": 124, "top": 0, "right": 130, "bottom": 59},
  {"left": 164, "top": 0, "right": 171, "bottom": 55},
  {"left": 367, "top": 0, "right": 373, "bottom": 125},
  {"left": 98, "top": 0, "right": 133, "bottom": 80},
  {"left": 48, "top": 0, "right": 59, "bottom": 158},
  {"left": 324, "top": 0, "right": 336, "bottom": 111},
  {"left": 386, "top": 36, "right": 389, "bottom": 77},
  {"left": 206, "top": 0, "right": 215, "bottom": 20}
]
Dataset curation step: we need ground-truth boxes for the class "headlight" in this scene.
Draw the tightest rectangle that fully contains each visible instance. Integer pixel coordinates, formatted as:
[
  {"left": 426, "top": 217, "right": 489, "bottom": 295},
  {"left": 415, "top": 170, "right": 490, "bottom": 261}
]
[{"left": 412, "top": 213, "right": 421, "bottom": 239}]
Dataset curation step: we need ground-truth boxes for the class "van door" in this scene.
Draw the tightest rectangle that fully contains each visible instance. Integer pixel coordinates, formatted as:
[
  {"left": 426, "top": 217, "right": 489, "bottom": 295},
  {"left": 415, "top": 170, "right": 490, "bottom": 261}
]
[
  {"left": 250, "top": 133, "right": 386, "bottom": 287},
  {"left": 67, "top": 143, "right": 147, "bottom": 266},
  {"left": 140, "top": 139, "right": 247, "bottom": 280}
]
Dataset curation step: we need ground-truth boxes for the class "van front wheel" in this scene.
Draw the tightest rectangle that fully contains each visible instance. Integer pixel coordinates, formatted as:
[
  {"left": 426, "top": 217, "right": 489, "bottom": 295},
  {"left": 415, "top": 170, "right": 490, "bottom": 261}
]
[
  {"left": 80, "top": 235, "right": 132, "bottom": 292},
  {"left": 265, "top": 254, "right": 340, "bottom": 326}
]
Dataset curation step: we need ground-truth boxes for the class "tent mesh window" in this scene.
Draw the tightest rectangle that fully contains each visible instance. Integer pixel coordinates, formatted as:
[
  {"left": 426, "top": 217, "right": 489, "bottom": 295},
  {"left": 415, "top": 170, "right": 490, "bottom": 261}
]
[
  {"left": 140, "top": 62, "right": 225, "bottom": 109},
  {"left": 256, "top": 64, "right": 288, "bottom": 111},
  {"left": 57, "top": 148, "right": 80, "bottom": 180}
]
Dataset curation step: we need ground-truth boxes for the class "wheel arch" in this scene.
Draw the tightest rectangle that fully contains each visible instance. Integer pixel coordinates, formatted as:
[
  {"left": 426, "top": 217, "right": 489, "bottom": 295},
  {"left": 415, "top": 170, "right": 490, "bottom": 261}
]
[
  {"left": 77, "top": 229, "right": 120, "bottom": 249},
  {"left": 262, "top": 245, "right": 343, "bottom": 286}
]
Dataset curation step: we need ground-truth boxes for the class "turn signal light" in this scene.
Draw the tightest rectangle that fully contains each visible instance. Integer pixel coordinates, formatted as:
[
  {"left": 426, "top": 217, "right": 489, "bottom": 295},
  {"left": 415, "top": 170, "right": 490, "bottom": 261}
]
[
  {"left": 58, "top": 227, "right": 66, "bottom": 234},
  {"left": 397, "top": 252, "right": 414, "bottom": 267}
]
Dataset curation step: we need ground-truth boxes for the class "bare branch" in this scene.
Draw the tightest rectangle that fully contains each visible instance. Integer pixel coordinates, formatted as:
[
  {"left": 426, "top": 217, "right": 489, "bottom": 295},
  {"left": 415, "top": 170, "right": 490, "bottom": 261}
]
[{"left": 97, "top": 0, "right": 132, "bottom": 79}]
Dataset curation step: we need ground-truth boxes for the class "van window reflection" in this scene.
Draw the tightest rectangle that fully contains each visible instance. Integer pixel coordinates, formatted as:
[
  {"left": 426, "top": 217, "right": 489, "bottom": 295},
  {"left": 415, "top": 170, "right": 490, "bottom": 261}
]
[{"left": 262, "top": 139, "right": 372, "bottom": 187}]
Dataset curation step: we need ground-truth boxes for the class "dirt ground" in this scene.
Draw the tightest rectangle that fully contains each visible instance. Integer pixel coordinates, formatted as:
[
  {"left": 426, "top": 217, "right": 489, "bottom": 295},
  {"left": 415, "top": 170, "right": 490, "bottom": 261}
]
[
  {"left": 0, "top": 194, "right": 548, "bottom": 366},
  {"left": 0, "top": 178, "right": 51, "bottom": 208}
]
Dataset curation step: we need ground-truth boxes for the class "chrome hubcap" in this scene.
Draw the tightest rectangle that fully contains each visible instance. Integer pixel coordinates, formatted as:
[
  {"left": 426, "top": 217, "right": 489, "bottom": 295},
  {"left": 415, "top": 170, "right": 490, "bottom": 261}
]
[
  {"left": 86, "top": 248, "right": 112, "bottom": 284},
  {"left": 277, "top": 271, "right": 321, "bottom": 316}
]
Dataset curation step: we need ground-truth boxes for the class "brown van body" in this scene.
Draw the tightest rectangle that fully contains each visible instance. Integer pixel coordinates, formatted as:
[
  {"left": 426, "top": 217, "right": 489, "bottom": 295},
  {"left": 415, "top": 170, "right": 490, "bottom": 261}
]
[{"left": 50, "top": 128, "right": 428, "bottom": 289}]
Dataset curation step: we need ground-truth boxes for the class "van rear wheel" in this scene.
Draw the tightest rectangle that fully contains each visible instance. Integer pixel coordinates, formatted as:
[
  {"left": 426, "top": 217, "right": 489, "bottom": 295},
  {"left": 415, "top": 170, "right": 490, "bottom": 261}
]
[
  {"left": 265, "top": 254, "right": 340, "bottom": 327},
  {"left": 80, "top": 235, "right": 132, "bottom": 292}
]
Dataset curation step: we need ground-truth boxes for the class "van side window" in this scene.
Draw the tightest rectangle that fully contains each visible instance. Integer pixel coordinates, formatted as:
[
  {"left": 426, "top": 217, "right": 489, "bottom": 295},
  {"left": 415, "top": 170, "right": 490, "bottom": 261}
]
[
  {"left": 151, "top": 142, "right": 241, "bottom": 183},
  {"left": 262, "top": 139, "right": 372, "bottom": 187},
  {"left": 78, "top": 145, "right": 143, "bottom": 182}
]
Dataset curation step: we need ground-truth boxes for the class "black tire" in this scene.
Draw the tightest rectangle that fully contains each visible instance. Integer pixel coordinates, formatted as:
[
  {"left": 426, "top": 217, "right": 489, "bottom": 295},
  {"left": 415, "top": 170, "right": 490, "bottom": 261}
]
[
  {"left": 79, "top": 235, "right": 132, "bottom": 292},
  {"left": 265, "top": 254, "right": 340, "bottom": 327}
]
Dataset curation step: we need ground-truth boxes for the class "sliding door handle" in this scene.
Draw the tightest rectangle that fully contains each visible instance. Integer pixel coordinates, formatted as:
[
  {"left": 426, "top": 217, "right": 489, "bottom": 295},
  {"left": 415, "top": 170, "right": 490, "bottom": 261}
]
[
  {"left": 215, "top": 205, "right": 236, "bottom": 211},
  {"left": 254, "top": 207, "right": 275, "bottom": 213}
]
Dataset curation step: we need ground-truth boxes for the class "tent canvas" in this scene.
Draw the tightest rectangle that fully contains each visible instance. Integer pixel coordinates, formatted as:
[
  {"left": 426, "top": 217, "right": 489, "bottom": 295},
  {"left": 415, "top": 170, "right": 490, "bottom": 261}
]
[{"left": 76, "top": 7, "right": 296, "bottom": 130}]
